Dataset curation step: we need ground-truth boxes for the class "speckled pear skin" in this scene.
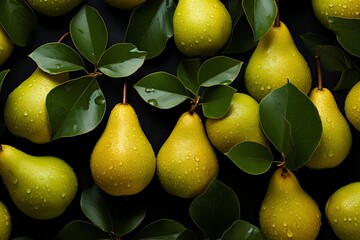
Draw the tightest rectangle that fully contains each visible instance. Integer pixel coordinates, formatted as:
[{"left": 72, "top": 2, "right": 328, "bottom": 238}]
[
  {"left": 0, "top": 201, "right": 11, "bottom": 240},
  {"left": 26, "top": 0, "right": 83, "bottom": 17}
]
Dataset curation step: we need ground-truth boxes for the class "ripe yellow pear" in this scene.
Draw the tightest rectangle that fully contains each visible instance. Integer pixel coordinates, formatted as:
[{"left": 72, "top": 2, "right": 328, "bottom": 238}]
[
  {"left": 306, "top": 87, "right": 352, "bottom": 169},
  {"left": 312, "top": 0, "right": 360, "bottom": 28},
  {"left": 173, "top": 0, "right": 232, "bottom": 57},
  {"left": 0, "top": 144, "right": 78, "bottom": 220},
  {"left": 344, "top": 81, "right": 360, "bottom": 132},
  {"left": 259, "top": 167, "right": 321, "bottom": 240},
  {"left": 0, "top": 201, "right": 11, "bottom": 240},
  {"left": 244, "top": 21, "right": 312, "bottom": 102},
  {"left": 325, "top": 182, "right": 360, "bottom": 240},
  {"left": 3, "top": 68, "right": 69, "bottom": 144},
  {"left": 26, "top": 0, "right": 83, "bottom": 17},
  {"left": 104, "top": 0, "right": 145, "bottom": 10},
  {"left": 0, "top": 25, "right": 14, "bottom": 67},
  {"left": 205, "top": 93, "right": 268, "bottom": 153},
  {"left": 90, "top": 103, "right": 156, "bottom": 196},
  {"left": 156, "top": 111, "right": 218, "bottom": 198}
]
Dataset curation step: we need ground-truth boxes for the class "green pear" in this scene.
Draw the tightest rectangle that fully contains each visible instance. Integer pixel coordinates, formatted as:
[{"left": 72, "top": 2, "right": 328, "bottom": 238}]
[
  {"left": 3, "top": 68, "right": 69, "bottom": 144},
  {"left": 0, "top": 144, "right": 78, "bottom": 220},
  {"left": 90, "top": 103, "right": 156, "bottom": 196},
  {"left": 259, "top": 167, "right": 321, "bottom": 240},
  {"left": 244, "top": 21, "right": 312, "bottom": 102},
  {"left": 344, "top": 81, "right": 360, "bottom": 132},
  {"left": 26, "top": 0, "right": 83, "bottom": 17},
  {"left": 0, "top": 25, "right": 14, "bottom": 67},
  {"left": 156, "top": 111, "right": 218, "bottom": 198},
  {"left": 173, "top": 0, "right": 232, "bottom": 57},
  {"left": 306, "top": 87, "right": 352, "bottom": 169},
  {"left": 0, "top": 201, "right": 11, "bottom": 240},
  {"left": 205, "top": 93, "right": 268, "bottom": 153}
]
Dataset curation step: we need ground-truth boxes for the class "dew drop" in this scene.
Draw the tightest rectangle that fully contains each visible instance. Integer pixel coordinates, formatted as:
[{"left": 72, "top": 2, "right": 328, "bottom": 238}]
[
  {"left": 147, "top": 99, "right": 158, "bottom": 106},
  {"left": 286, "top": 229, "right": 294, "bottom": 238},
  {"left": 26, "top": 188, "right": 31, "bottom": 194},
  {"left": 23, "top": 111, "right": 29, "bottom": 116}
]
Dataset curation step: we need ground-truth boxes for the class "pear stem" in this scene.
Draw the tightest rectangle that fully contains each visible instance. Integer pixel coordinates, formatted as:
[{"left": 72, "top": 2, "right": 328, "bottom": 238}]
[
  {"left": 122, "top": 80, "right": 128, "bottom": 105},
  {"left": 315, "top": 55, "right": 323, "bottom": 90},
  {"left": 189, "top": 95, "right": 201, "bottom": 114},
  {"left": 274, "top": 0, "right": 281, "bottom": 27},
  {"left": 58, "top": 32, "right": 70, "bottom": 43}
]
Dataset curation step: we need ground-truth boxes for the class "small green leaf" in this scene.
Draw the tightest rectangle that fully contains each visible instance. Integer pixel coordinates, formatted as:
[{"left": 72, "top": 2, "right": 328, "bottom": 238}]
[
  {"left": 133, "top": 219, "right": 185, "bottom": 240},
  {"left": 54, "top": 220, "right": 109, "bottom": 240},
  {"left": 300, "top": 32, "right": 333, "bottom": 57},
  {"left": 0, "top": 0, "right": 36, "bottom": 46},
  {"left": 190, "top": 179, "right": 240, "bottom": 240},
  {"left": 202, "top": 85, "right": 236, "bottom": 119},
  {"left": 70, "top": 5, "right": 108, "bottom": 64},
  {"left": 125, "top": 0, "right": 175, "bottom": 59},
  {"left": 334, "top": 68, "right": 360, "bottom": 91},
  {"left": 318, "top": 45, "right": 354, "bottom": 72},
  {"left": 133, "top": 72, "right": 189, "bottom": 109},
  {"left": 28, "top": 42, "right": 85, "bottom": 74},
  {"left": 225, "top": 141, "right": 273, "bottom": 175},
  {"left": 176, "top": 229, "right": 198, "bottom": 240},
  {"left": 221, "top": 220, "right": 265, "bottom": 240},
  {"left": 98, "top": 43, "right": 147, "bottom": 78},
  {"left": 177, "top": 58, "right": 203, "bottom": 95},
  {"left": 0, "top": 69, "right": 10, "bottom": 93},
  {"left": 46, "top": 76, "right": 106, "bottom": 140}
]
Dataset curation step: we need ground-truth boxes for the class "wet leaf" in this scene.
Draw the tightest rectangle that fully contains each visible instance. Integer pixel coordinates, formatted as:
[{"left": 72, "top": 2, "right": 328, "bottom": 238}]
[
  {"left": 133, "top": 219, "right": 185, "bottom": 240},
  {"left": 177, "top": 58, "right": 203, "bottom": 95},
  {"left": 202, "top": 85, "right": 236, "bottom": 119},
  {"left": 54, "top": 220, "right": 109, "bottom": 240},
  {"left": 300, "top": 32, "right": 334, "bottom": 57},
  {"left": 221, "top": 220, "right": 265, "bottom": 240}
]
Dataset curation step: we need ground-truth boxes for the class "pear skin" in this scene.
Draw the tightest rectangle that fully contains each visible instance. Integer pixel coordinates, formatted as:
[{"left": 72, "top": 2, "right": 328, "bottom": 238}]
[
  {"left": 0, "top": 201, "right": 11, "bottom": 240},
  {"left": 90, "top": 103, "right": 156, "bottom": 196},
  {"left": 156, "top": 111, "right": 218, "bottom": 198},
  {"left": 306, "top": 87, "right": 352, "bottom": 169},
  {"left": 0, "top": 25, "right": 14, "bottom": 66},
  {"left": 4, "top": 68, "right": 69, "bottom": 144},
  {"left": 0, "top": 144, "right": 78, "bottom": 220},
  {"left": 344, "top": 81, "right": 360, "bottom": 132},
  {"left": 244, "top": 21, "right": 312, "bottom": 102},
  {"left": 259, "top": 168, "right": 321, "bottom": 240}
]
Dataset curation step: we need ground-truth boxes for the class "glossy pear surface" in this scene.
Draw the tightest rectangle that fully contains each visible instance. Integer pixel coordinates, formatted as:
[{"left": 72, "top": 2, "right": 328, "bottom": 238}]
[
  {"left": 0, "top": 145, "right": 78, "bottom": 220},
  {"left": 0, "top": 25, "right": 14, "bottom": 66},
  {"left": 306, "top": 87, "right": 352, "bottom": 169},
  {"left": 157, "top": 111, "right": 218, "bottom": 198},
  {"left": 4, "top": 68, "right": 69, "bottom": 144},
  {"left": 105, "top": 0, "right": 145, "bottom": 9},
  {"left": 259, "top": 168, "right": 321, "bottom": 240},
  {"left": 244, "top": 21, "right": 312, "bottom": 102},
  {"left": 26, "top": 0, "right": 83, "bottom": 16},
  {"left": 90, "top": 103, "right": 156, "bottom": 196},
  {"left": 0, "top": 201, "right": 11, "bottom": 240},
  {"left": 205, "top": 93, "right": 268, "bottom": 153},
  {"left": 345, "top": 81, "right": 360, "bottom": 132},
  {"left": 173, "top": 0, "right": 232, "bottom": 57},
  {"left": 326, "top": 182, "right": 360, "bottom": 240}
]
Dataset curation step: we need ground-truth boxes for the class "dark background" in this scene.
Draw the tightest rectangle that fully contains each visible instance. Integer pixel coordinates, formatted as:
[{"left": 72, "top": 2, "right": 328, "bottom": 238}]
[{"left": 0, "top": 0, "right": 359, "bottom": 239}]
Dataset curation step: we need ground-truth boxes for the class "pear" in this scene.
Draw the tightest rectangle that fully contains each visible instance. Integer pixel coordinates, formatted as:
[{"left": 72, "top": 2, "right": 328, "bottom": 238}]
[
  {"left": 3, "top": 68, "right": 69, "bottom": 144},
  {"left": 173, "top": 0, "right": 232, "bottom": 57},
  {"left": 90, "top": 103, "right": 156, "bottom": 196},
  {"left": 306, "top": 87, "right": 352, "bottom": 169},
  {"left": 26, "top": 0, "right": 83, "bottom": 17},
  {"left": 156, "top": 111, "right": 218, "bottom": 198},
  {"left": 104, "top": 0, "right": 145, "bottom": 9},
  {"left": 205, "top": 93, "right": 268, "bottom": 153},
  {"left": 0, "top": 144, "right": 78, "bottom": 220},
  {"left": 259, "top": 167, "right": 321, "bottom": 240},
  {"left": 0, "top": 25, "right": 14, "bottom": 67},
  {"left": 344, "top": 81, "right": 360, "bottom": 132},
  {"left": 0, "top": 201, "right": 11, "bottom": 240},
  {"left": 244, "top": 21, "right": 312, "bottom": 102}
]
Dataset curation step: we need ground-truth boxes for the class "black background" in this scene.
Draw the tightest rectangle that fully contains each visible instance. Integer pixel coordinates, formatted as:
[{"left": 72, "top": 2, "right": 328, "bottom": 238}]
[{"left": 0, "top": 0, "right": 359, "bottom": 239}]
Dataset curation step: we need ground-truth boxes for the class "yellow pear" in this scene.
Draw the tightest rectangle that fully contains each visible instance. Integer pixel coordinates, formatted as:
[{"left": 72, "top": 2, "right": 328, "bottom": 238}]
[
  {"left": 104, "top": 0, "right": 145, "bottom": 10},
  {"left": 173, "top": 0, "right": 232, "bottom": 57},
  {"left": 312, "top": 0, "right": 360, "bottom": 28},
  {"left": 325, "top": 182, "right": 360, "bottom": 240},
  {"left": 244, "top": 21, "right": 312, "bottom": 102},
  {"left": 26, "top": 0, "right": 83, "bottom": 17},
  {"left": 0, "top": 25, "right": 14, "bottom": 67},
  {"left": 205, "top": 92, "right": 268, "bottom": 153},
  {"left": 306, "top": 87, "right": 352, "bottom": 169},
  {"left": 0, "top": 144, "right": 78, "bottom": 220},
  {"left": 0, "top": 201, "right": 11, "bottom": 240},
  {"left": 90, "top": 103, "right": 156, "bottom": 196},
  {"left": 156, "top": 111, "right": 218, "bottom": 198},
  {"left": 344, "top": 81, "right": 360, "bottom": 132},
  {"left": 259, "top": 167, "right": 321, "bottom": 240},
  {"left": 3, "top": 68, "right": 69, "bottom": 144}
]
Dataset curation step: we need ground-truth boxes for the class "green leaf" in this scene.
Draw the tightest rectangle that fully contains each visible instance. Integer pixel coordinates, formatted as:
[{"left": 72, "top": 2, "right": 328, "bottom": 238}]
[
  {"left": 318, "top": 45, "right": 354, "bottom": 72},
  {"left": 133, "top": 219, "right": 185, "bottom": 240},
  {"left": 221, "top": 220, "right": 265, "bottom": 240},
  {"left": 70, "top": 5, "right": 108, "bottom": 64},
  {"left": 202, "top": 85, "right": 236, "bottom": 119},
  {"left": 190, "top": 179, "right": 240, "bottom": 240},
  {"left": 133, "top": 72, "right": 189, "bottom": 109},
  {"left": 225, "top": 141, "right": 273, "bottom": 175},
  {"left": 125, "top": 0, "right": 175, "bottom": 59},
  {"left": 46, "top": 76, "right": 106, "bottom": 140},
  {"left": 98, "top": 43, "right": 147, "bottom": 78},
  {"left": 176, "top": 229, "right": 198, "bottom": 240},
  {"left": 28, "top": 42, "right": 86, "bottom": 74},
  {"left": 54, "top": 220, "right": 109, "bottom": 240},
  {"left": 0, "top": 0, "right": 36, "bottom": 46},
  {"left": 334, "top": 68, "right": 360, "bottom": 91},
  {"left": 300, "top": 32, "right": 333, "bottom": 57},
  {"left": 329, "top": 17, "right": 360, "bottom": 57},
  {"left": 242, "top": 0, "right": 277, "bottom": 42},
  {"left": 177, "top": 58, "right": 203, "bottom": 95},
  {"left": 0, "top": 69, "right": 10, "bottom": 93},
  {"left": 259, "top": 82, "right": 322, "bottom": 170}
]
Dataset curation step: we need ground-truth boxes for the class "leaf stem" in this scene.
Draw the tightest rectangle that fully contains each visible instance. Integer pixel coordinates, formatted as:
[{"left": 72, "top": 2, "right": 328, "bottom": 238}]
[
  {"left": 274, "top": 0, "right": 281, "bottom": 27},
  {"left": 189, "top": 95, "right": 200, "bottom": 114},
  {"left": 122, "top": 80, "right": 127, "bottom": 105},
  {"left": 57, "top": 32, "right": 70, "bottom": 43},
  {"left": 315, "top": 55, "right": 323, "bottom": 90}
]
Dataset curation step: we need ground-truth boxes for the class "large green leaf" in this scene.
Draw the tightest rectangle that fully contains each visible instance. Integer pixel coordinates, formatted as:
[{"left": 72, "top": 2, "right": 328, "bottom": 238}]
[
  {"left": 202, "top": 85, "right": 237, "bottom": 119},
  {"left": 0, "top": 0, "right": 36, "bottom": 46},
  {"left": 125, "top": 0, "right": 175, "bottom": 59},
  {"left": 259, "top": 82, "right": 322, "bottom": 170},
  {"left": 46, "top": 76, "right": 106, "bottom": 140},
  {"left": 177, "top": 58, "right": 202, "bottom": 95},
  {"left": 70, "top": 4, "right": 108, "bottom": 64},
  {"left": 54, "top": 220, "right": 109, "bottom": 240},
  {"left": 225, "top": 141, "right": 273, "bottom": 175},
  {"left": 300, "top": 32, "right": 333, "bottom": 57},
  {"left": 133, "top": 219, "right": 185, "bottom": 240},
  {"left": 0, "top": 69, "right": 10, "bottom": 93},
  {"left": 98, "top": 43, "right": 147, "bottom": 78},
  {"left": 133, "top": 72, "right": 189, "bottom": 109},
  {"left": 221, "top": 220, "right": 265, "bottom": 240},
  {"left": 190, "top": 179, "right": 240, "bottom": 240},
  {"left": 28, "top": 42, "right": 86, "bottom": 74}
]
